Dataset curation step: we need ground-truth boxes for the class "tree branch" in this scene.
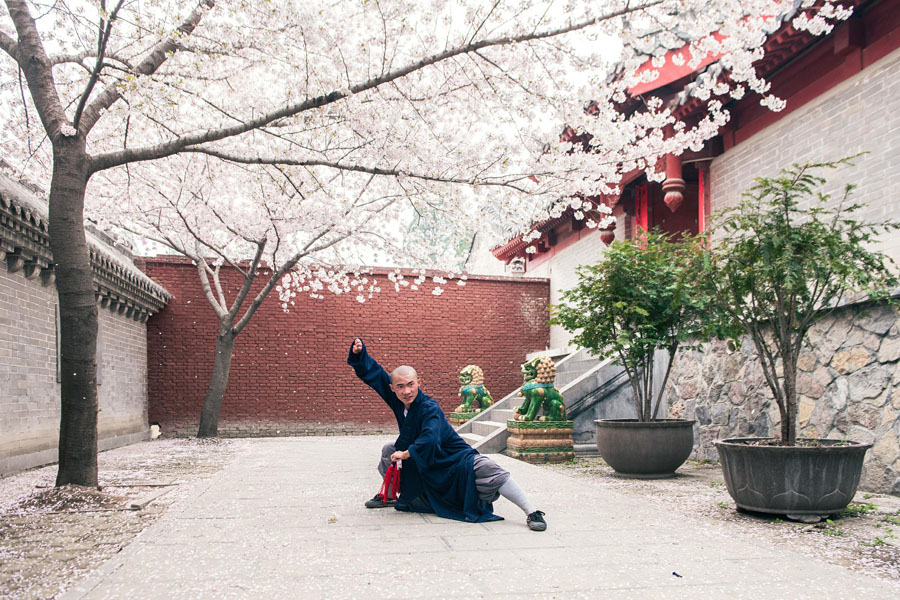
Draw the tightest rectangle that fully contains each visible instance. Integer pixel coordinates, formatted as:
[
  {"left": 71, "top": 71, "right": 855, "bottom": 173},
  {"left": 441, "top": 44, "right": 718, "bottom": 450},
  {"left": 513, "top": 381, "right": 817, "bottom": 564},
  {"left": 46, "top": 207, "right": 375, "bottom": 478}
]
[
  {"left": 88, "top": 0, "right": 662, "bottom": 173},
  {"left": 48, "top": 49, "right": 132, "bottom": 70},
  {"left": 5, "top": 0, "right": 69, "bottom": 138},
  {"left": 226, "top": 238, "right": 266, "bottom": 326},
  {"left": 195, "top": 258, "right": 228, "bottom": 319},
  {"left": 72, "top": 0, "right": 126, "bottom": 130},
  {"left": 0, "top": 29, "right": 18, "bottom": 59},
  {"left": 176, "top": 148, "right": 540, "bottom": 192},
  {"left": 78, "top": 0, "right": 215, "bottom": 135}
]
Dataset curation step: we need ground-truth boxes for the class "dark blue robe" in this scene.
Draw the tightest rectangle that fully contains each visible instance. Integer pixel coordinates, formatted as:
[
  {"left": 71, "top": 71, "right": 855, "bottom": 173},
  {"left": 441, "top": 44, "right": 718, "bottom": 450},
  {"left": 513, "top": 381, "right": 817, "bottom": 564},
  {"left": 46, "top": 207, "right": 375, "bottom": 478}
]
[{"left": 348, "top": 340, "right": 502, "bottom": 523}]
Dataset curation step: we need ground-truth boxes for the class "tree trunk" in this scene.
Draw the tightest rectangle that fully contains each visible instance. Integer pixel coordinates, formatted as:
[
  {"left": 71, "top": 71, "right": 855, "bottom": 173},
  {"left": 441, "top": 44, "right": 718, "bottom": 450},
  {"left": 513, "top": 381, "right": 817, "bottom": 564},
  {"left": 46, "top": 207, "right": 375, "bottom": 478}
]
[
  {"left": 782, "top": 355, "right": 798, "bottom": 446},
  {"left": 49, "top": 139, "right": 99, "bottom": 487},
  {"left": 197, "top": 324, "right": 237, "bottom": 438}
]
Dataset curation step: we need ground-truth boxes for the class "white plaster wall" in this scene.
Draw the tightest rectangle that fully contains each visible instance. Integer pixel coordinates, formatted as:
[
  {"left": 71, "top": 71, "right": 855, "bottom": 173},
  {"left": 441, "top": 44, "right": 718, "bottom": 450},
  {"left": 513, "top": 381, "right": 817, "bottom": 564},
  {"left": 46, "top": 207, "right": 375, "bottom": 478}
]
[
  {"left": 527, "top": 221, "right": 621, "bottom": 349},
  {"left": 464, "top": 232, "right": 508, "bottom": 276},
  {"left": 710, "top": 46, "right": 900, "bottom": 262}
]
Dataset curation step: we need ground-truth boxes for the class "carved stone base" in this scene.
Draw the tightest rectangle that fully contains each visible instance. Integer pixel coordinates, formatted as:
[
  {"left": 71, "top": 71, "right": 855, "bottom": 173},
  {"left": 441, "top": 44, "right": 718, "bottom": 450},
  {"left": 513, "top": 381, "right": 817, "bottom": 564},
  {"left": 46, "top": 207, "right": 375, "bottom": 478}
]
[
  {"left": 506, "top": 420, "right": 574, "bottom": 463},
  {"left": 449, "top": 412, "right": 479, "bottom": 427}
]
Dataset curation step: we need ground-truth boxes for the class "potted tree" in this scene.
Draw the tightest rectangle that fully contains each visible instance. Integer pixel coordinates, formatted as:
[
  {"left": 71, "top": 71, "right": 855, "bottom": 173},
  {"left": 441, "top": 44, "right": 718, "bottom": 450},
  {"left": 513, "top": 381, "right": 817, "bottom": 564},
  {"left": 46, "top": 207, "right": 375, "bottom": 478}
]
[
  {"left": 552, "top": 230, "right": 708, "bottom": 478},
  {"left": 703, "top": 158, "right": 899, "bottom": 520}
]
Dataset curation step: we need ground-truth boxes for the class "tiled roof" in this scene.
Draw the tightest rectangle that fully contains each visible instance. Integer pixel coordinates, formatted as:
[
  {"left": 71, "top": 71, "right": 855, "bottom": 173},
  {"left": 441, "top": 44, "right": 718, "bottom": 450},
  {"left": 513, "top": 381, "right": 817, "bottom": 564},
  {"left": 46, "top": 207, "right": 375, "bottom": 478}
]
[{"left": 0, "top": 172, "right": 170, "bottom": 320}]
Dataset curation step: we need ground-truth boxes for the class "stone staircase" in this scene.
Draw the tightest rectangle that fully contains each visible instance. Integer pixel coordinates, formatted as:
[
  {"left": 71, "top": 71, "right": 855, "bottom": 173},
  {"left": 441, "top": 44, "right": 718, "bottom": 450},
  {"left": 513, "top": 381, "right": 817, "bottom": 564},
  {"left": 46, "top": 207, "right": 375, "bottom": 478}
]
[{"left": 455, "top": 348, "right": 632, "bottom": 455}]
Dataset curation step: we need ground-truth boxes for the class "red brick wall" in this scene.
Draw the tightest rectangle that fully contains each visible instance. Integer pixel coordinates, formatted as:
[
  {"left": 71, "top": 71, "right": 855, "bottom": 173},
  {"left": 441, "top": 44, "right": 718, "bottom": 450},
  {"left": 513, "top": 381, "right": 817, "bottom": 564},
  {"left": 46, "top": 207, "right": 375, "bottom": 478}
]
[{"left": 143, "top": 258, "right": 550, "bottom": 437}]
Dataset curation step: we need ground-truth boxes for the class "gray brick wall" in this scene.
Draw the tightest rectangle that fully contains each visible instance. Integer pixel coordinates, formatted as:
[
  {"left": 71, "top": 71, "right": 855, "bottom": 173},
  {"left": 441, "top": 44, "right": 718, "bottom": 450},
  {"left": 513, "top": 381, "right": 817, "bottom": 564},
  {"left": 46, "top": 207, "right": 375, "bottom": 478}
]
[
  {"left": 0, "top": 266, "right": 150, "bottom": 476},
  {"left": 97, "top": 308, "right": 150, "bottom": 440},
  {"left": 710, "top": 46, "right": 900, "bottom": 262},
  {"left": 0, "top": 267, "right": 59, "bottom": 472}
]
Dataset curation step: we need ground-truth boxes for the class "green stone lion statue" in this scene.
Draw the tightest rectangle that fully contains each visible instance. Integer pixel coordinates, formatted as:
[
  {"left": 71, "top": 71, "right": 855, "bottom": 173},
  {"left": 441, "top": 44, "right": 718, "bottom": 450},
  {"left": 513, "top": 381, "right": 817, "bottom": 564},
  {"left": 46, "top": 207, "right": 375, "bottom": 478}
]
[
  {"left": 515, "top": 356, "right": 566, "bottom": 422},
  {"left": 454, "top": 365, "right": 494, "bottom": 413}
]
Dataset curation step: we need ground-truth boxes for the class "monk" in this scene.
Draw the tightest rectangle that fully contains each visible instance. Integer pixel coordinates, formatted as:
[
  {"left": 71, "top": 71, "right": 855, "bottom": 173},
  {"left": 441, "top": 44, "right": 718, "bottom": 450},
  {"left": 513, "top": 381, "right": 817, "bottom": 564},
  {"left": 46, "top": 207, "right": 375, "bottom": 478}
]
[{"left": 348, "top": 338, "right": 547, "bottom": 531}]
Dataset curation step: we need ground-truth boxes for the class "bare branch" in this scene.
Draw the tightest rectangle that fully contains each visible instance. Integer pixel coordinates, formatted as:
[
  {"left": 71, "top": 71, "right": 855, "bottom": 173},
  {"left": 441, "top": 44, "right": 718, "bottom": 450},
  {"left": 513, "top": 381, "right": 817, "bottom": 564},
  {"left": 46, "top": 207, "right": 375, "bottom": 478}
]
[
  {"left": 48, "top": 49, "right": 134, "bottom": 70},
  {"left": 195, "top": 258, "right": 228, "bottom": 319},
  {"left": 0, "top": 29, "right": 18, "bottom": 58},
  {"left": 227, "top": 238, "right": 266, "bottom": 325},
  {"left": 208, "top": 262, "right": 228, "bottom": 310}
]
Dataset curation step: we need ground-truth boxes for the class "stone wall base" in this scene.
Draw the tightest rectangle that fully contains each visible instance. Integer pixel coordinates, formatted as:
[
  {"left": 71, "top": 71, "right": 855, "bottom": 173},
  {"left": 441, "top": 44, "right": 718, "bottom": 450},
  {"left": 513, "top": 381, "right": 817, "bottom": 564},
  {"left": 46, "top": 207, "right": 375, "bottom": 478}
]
[
  {"left": 0, "top": 426, "right": 149, "bottom": 478},
  {"left": 666, "top": 301, "right": 900, "bottom": 495},
  {"left": 159, "top": 420, "right": 395, "bottom": 439}
]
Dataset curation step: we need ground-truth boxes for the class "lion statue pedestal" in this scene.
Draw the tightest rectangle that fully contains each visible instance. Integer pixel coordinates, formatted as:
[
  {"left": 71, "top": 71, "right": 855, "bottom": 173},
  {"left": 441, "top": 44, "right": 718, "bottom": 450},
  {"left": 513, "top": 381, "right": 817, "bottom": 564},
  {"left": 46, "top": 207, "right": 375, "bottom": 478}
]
[
  {"left": 506, "top": 418, "right": 575, "bottom": 463},
  {"left": 450, "top": 365, "right": 493, "bottom": 427},
  {"left": 449, "top": 412, "right": 478, "bottom": 427},
  {"left": 507, "top": 356, "right": 574, "bottom": 463}
]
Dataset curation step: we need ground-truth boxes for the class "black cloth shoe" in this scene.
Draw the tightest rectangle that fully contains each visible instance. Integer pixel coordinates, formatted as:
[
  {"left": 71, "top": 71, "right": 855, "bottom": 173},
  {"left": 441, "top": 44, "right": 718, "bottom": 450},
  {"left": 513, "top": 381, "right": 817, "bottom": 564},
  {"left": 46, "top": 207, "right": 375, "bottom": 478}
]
[
  {"left": 364, "top": 495, "right": 395, "bottom": 509},
  {"left": 527, "top": 510, "right": 547, "bottom": 531}
]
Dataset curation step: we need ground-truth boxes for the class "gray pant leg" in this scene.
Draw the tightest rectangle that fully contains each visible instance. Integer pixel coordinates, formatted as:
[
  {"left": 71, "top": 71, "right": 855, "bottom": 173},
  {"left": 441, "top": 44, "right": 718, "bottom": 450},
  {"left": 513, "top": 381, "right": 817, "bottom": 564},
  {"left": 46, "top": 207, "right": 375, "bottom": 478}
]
[
  {"left": 473, "top": 455, "right": 511, "bottom": 503},
  {"left": 378, "top": 443, "right": 395, "bottom": 476},
  {"left": 380, "top": 448, "right": 509, "bottom": 503}
]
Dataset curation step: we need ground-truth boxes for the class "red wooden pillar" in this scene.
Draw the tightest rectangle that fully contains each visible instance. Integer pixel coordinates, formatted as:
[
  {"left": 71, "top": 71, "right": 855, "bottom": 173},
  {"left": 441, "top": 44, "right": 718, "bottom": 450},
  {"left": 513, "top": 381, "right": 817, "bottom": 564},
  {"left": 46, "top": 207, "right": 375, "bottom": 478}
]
[
  {"left": 696, "top": 161, "right": 711, "bottom": 232},
  {"left": 635, "top": 183, "right": 649, "bottom": 233},
  {"left": 662, "top": 154, "right": 685, "bottom": 212}
]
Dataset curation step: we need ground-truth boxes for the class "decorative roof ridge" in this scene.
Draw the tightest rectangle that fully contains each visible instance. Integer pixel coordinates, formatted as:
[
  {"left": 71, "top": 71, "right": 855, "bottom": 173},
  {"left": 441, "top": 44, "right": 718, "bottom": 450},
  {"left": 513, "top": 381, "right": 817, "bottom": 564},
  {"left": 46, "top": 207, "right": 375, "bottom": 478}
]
[
  {"left": 141, "top": 255, "right": 549, "bottom": 284},
  {"left": 0, "top": 171, "right": 171, "bottom": 318},
  {"left": 0, "top": 172, "right": 49, "bottom": 232}
]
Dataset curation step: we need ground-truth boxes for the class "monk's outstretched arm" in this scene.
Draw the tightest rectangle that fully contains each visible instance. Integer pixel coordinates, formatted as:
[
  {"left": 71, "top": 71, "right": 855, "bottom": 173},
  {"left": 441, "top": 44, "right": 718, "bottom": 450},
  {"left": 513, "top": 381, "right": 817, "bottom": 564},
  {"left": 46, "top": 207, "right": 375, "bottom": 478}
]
[{"left": 347, "top": 338, "right": 404, "bottom": 424}]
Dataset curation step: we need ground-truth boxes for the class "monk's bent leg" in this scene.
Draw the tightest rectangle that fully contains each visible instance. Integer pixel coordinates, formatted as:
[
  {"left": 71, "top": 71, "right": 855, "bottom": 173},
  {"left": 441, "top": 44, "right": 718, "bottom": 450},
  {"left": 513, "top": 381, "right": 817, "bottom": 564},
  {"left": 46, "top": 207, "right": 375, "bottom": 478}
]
[
  {"left": 378, "top": 443, "right": 395, "bottom": 477},
  {"left": 474, "top": 456, "right": 546, "bottom": 531},
  {"left": 472, "top": 455, "right": 510, "bottom": 503}
]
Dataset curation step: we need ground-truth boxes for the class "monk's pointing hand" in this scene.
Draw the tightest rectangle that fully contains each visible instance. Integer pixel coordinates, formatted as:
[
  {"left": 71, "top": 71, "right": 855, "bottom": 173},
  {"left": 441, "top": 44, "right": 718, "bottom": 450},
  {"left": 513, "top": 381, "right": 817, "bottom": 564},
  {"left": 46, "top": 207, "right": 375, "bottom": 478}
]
[{"left": 352, "top": 338, "right": 363, "bottom": 354}]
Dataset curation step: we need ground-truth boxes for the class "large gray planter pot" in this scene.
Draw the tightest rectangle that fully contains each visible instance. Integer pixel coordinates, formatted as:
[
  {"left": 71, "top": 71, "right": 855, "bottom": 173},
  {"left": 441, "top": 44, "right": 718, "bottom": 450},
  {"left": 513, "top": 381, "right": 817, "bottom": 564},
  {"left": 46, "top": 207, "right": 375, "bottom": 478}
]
[
  {"left": 715, "top": 438, "right": 872, "bottom": 519},
  {"left": 594, "top": 419, "right": 695, "bottom": 479}
]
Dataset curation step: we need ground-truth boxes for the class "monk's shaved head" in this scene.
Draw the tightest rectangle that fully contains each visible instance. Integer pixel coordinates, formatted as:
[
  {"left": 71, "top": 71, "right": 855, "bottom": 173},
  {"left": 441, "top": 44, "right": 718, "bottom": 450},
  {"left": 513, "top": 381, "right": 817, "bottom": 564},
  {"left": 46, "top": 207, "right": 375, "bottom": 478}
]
[
  {"left": 390, "top": 365, "right": 420, "bottom": 409},
  {"left": 390, "top": 365, "right": 418, "bottom": 382}
]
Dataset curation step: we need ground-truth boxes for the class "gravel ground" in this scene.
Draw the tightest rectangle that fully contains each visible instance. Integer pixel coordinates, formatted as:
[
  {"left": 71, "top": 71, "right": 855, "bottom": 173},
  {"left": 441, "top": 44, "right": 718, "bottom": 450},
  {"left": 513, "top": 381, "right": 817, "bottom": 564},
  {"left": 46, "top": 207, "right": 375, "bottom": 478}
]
[
  {"left": 2, "top": 441, "right": 898, "bottom": 598},
  {"left": 0, "top": 438, "right": 247, "bottom": 600},
  {"left": 546, "top": 457, "right": 900, "bottom": 588}
]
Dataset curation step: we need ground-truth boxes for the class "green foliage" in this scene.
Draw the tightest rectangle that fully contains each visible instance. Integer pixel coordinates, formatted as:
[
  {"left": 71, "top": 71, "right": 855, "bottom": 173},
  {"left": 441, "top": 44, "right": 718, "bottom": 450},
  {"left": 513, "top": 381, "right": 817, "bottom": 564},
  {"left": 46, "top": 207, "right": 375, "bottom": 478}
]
[
  {"left": 551, "top": 230, "right": 709, "bottom": 421},
  {"left": 882, "top": 513, "right": 900, "bottom": 526},
  {"left": 862, "top": 537, "right": 887, "bottom": 547},
  {"left": 842, "top": 502, "right": 877, "bottom": 517},
  {"left": 819, "top": 519, "right": 849, "bottom": 537},
  {"left": 700, "top": 157, "right": 899, "bottom": 445}
]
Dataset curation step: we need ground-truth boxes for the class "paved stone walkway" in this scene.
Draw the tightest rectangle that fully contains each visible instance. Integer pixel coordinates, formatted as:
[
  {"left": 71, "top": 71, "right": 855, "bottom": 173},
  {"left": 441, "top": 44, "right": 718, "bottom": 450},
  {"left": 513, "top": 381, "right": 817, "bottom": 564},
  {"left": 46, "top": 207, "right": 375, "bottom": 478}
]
[{"left": 63, "top": 437, "right": 898, "bottom": 599}]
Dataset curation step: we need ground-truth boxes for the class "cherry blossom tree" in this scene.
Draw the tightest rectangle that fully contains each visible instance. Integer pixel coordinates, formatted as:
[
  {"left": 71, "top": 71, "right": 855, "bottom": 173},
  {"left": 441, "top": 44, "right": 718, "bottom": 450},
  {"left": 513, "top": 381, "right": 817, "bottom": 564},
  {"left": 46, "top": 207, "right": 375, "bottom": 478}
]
[
  {"left": 107, "top": 154, "right": 473, "bottom": 437},
  {"left": 0, "top": 0, "right": 849, "bottom": 486}
]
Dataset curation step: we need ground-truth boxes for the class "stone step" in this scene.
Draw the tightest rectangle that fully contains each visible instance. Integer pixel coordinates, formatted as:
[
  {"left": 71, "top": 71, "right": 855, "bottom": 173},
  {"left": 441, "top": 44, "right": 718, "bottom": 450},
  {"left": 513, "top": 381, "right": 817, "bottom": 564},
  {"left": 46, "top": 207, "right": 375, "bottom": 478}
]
[
  {"left": 459, "top": 432, "right": 484, "bottom": 444},
  {"left": 555, "top": 358, "right": 604, "bottom": 374},
  {"left": 472, "top": 420, "right": 506, "bottom": 436},
  {"left": 574, "top": 443, "right": 601, "bottom": 457},
  {"left": 491, "top": 409, "right": 515, "bottom": 421},
  {"left": 555, "top": 371, "right": 585, "bottom": 388}
]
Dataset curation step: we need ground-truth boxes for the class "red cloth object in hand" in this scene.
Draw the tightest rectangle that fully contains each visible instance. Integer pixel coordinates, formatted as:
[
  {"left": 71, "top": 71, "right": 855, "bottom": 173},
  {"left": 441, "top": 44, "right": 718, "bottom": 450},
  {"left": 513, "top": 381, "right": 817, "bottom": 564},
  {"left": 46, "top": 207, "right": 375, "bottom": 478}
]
[{"left": 377, "top": 461, "right": 402, "bottom": 502}]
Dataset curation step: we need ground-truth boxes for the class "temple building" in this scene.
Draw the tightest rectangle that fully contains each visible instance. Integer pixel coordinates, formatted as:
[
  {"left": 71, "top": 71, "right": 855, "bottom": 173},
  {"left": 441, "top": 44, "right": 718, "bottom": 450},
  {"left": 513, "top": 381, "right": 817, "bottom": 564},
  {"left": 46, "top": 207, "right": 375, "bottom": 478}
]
[{"left": 491, "top": 0, "right": 900, "bottom": 350}]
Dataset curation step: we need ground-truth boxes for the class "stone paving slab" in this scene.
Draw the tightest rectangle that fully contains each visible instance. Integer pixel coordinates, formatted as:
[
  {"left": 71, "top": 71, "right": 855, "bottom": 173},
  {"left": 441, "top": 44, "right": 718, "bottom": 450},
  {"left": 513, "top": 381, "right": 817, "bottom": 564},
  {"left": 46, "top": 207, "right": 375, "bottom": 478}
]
[{"left": 62, "top": 437, "right": 900, "bottom": 599}]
